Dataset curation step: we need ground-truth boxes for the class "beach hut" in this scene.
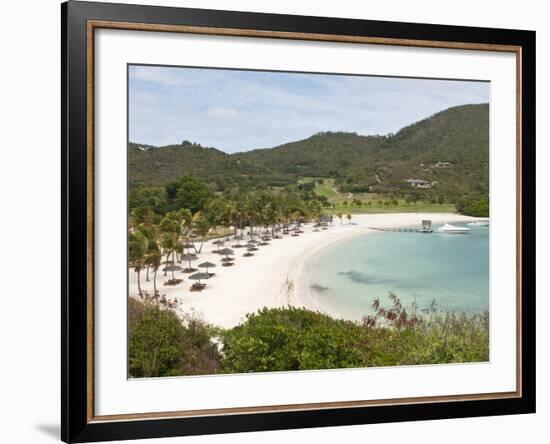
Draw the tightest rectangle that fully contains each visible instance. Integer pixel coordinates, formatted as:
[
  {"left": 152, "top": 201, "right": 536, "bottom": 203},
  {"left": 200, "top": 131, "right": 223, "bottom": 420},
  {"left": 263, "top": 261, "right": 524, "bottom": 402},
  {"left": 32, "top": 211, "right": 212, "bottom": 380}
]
[
  {"left": 421, "top": 220, "right": 433, "bottom": 233},
  {"left": 198, "top": 261, "right": 216, "bottom": 276}
]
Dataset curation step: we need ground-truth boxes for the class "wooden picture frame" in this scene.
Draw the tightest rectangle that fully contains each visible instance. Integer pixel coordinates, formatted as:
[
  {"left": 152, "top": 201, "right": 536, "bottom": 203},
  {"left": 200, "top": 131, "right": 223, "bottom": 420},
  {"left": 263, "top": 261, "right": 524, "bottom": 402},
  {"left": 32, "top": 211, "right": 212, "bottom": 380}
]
[{"left": 62, "top": 1, "right": 536, "bottom": 442}]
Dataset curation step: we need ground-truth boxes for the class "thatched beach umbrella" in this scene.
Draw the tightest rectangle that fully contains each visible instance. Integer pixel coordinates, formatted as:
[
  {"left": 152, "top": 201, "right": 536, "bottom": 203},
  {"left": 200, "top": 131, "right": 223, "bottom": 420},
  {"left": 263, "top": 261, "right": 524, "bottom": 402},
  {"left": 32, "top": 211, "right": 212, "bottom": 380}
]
[
  {"left": 181, "top": 253, "right": 199, "bottom": 273},
  {"left": 218, "top": 247, "right": 234, "bottom": 257},
  {"left": 189, "top": 272, "right": 210, "bottom": 282},
  {"left": 162, "top": 264, "right": 183, "bottom": 272},
  {"left": 198, "top": 261, "right": 216, "bottom": 276},
  {"left": 212, "top": 239, "right": 224, "bottom": 253},
  {"left": 232, "top": 234, "right": 245, "bottom": 248},
  {"left": 221, "top": 256, "right": 234, "bottom": 266},
  {"left": 161, "top": 260, "right": 176, "bottom": 276},
  {"left": 182, "top": 242, "right": 194, "bottom": 250},
  {"left": 244, "top": 246, "right": 255, "bottom": 257},
  {"left": 189, "top": 272, "right": 210, "bottom": 291}
]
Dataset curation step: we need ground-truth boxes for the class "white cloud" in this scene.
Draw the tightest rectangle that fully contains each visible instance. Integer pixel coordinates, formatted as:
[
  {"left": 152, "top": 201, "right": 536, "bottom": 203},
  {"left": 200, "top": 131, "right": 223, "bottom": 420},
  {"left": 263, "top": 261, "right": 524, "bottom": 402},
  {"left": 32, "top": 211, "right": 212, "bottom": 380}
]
[
  {"left": 207, "top": 106, "right": 240, "bottom": 120},
  {"left": 129, "top": 65, "right": 490, "bottom": 152}
]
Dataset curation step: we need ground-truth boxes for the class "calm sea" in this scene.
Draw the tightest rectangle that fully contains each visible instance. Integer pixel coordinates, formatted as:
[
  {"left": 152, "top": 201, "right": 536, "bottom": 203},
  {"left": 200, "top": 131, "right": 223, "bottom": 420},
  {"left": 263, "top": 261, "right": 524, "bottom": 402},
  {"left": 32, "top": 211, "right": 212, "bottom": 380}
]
[{"left": 306, "top": 222, "right": 489, "bottom": 320}]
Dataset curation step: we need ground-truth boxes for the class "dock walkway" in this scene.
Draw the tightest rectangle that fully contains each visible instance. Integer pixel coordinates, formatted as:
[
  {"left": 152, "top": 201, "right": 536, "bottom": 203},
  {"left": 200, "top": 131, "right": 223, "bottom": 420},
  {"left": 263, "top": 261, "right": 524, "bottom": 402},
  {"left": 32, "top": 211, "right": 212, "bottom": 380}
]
[{"left": 368, "top": 226, "right": 433, "bottom": 233}]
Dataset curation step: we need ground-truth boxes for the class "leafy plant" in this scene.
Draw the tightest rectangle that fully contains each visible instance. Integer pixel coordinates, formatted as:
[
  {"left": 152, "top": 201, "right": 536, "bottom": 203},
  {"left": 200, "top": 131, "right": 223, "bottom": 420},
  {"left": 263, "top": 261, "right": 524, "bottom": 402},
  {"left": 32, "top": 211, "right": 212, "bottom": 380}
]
[
  {"left": 128, "top": 297, "right": 221, "bottom": 378},
  {"left": 221, "top": 307, "right": 367, "bottom": 372},
  {"left": 128, "top": 295, "right": 489, "bottom": 377},
  {"left": 455, "top": 194, "right": 489, "bottom": 217}
]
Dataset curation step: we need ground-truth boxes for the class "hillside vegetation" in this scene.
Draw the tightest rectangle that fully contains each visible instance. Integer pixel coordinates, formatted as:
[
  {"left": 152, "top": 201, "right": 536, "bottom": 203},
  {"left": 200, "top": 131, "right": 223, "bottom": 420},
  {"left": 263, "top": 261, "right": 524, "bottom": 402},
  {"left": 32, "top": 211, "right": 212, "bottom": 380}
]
[{"left": 129, "top": 103, "right": 489, "bottom": 215}]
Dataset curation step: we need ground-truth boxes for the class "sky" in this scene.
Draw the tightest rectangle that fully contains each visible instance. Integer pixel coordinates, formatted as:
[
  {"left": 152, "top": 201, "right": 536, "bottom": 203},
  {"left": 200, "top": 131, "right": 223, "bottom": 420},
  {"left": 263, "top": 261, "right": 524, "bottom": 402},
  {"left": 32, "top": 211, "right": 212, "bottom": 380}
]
[{"left": 129, "top": 65, "right": 490, "bottom": 153}]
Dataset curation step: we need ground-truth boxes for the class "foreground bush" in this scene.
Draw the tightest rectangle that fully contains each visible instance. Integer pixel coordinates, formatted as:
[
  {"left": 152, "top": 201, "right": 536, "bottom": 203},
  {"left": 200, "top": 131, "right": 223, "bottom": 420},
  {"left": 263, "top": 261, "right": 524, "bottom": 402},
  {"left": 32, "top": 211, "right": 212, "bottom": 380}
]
[
  {"left": 128, "top": 297, "right": 221, "bottom": 377},
  {"left": 221, "top": 296, "right": 489, "bottom": 373},
  {"left": 221, "top": 307, "right": 367, "bottom": 373},
  {"left": 361, "top": 295, "right": 489, "bottom": 366},
  {"left": 128, "top": 294, "right": 489, "bottom": 377},
  {"left": 455, "top": 194, "right": 489, "bottom": 217}
]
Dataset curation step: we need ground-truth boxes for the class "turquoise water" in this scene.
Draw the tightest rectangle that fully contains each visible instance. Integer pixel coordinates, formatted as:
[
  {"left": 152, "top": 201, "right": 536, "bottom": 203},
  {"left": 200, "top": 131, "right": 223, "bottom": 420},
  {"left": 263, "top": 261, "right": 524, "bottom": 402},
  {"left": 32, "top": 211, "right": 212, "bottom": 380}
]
[{"left": 306, "top": 223, "right": 489, "bottom": 320}]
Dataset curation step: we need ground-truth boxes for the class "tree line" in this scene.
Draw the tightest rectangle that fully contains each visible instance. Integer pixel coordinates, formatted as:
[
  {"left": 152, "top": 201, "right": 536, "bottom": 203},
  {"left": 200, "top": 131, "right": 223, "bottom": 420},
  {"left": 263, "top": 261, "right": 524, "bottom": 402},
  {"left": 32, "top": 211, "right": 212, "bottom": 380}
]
[{"left": 129, "top": 176, "right": 331, "bottom": 295}]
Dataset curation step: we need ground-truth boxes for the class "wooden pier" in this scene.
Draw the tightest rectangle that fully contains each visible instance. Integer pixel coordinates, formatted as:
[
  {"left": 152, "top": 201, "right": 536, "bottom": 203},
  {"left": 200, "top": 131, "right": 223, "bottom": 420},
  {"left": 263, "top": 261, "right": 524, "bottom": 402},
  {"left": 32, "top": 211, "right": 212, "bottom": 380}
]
[
  {"left": 368, "top": 220, "right": 433, "bottom": 233},
  {"left": 368, "top": 227, "right": 433, "bottom": 233}
]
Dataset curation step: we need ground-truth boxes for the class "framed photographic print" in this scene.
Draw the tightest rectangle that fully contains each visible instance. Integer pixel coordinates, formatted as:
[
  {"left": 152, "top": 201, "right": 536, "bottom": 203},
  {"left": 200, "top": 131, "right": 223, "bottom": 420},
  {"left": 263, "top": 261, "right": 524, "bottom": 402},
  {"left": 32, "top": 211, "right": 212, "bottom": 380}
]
[{"left": 61, "top": 1, "right": 536, "bottom": 442}]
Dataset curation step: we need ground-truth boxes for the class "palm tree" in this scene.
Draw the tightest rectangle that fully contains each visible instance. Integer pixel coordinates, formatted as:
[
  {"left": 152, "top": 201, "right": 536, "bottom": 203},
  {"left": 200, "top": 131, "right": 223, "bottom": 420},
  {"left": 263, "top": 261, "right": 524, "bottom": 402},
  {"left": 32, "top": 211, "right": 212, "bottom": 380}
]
[
  {"left": 191, "top": 210, "right": 211, "bottom": 253},
  {"left": 129, "top": 230, "right": 148, "bottom": 296},
  {"left": 136, "top": 223, "right": 162, "bottom": 294},
  {"left": 176, "top": 208, "right": 193, "bottom": 255},
  {"left": 159, "top": 213, "right": 181, "bottom": 281},
  {"left": 346, "top": 213, "right": 352, "bottom": 224},
  {"left": 336, "top": 212, "right": 343, "bottom": 224},
  {"left": 136, "top": 223, "right": 159, "bottom": 282},
  {"left": 147, "top": 249, "right": 162, "bottom": 295}
]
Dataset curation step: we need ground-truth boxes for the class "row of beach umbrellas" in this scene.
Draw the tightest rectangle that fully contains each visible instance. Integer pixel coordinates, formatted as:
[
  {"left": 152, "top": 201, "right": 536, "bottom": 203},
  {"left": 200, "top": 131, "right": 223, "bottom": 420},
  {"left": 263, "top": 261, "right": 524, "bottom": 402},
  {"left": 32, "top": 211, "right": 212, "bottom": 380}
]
[
  {"left": 162, "top": 221, "right": 331, "bottom": 291},
  {"left": 163, "top": 260, "right": 216, "bottom": 274}
]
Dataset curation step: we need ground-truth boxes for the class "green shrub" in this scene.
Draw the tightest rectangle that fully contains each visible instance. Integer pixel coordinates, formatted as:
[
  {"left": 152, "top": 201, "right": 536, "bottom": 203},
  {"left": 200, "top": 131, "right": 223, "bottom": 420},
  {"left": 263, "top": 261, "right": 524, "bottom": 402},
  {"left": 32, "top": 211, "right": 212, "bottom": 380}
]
[
  {"left": 456, "top": 194, "right": 489, "bottom": 217},
  {"left": 128, "top": 298, "right": 221, "bottom": 377},
  {"left": 221, "top": 298, "right": 489, "bottom": 373},
  {"left": 221, "top": 307, "right": 368, "bottom": 373},
  {"left": 128, "top": 296, "right": 489, "bottom": 377}
]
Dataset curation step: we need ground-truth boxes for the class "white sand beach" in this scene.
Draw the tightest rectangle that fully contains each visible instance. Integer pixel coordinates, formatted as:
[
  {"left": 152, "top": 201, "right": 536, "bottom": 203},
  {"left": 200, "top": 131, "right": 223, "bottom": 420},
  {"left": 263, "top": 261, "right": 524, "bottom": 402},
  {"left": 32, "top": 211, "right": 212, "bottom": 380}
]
[{"left": 129, "top": 213, "right": 482, "bottom": 328}]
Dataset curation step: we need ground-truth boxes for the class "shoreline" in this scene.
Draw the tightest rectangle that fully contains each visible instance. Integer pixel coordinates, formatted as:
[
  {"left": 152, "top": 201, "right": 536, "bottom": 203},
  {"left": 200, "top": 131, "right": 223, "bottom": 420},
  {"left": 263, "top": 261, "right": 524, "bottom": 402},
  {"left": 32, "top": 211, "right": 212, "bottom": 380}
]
[
  {"left": 128, "top": 213, "right": 483, "bottom": 328},
  {"left": 294, "top": 213, "right": 485, "bottom": 319}
]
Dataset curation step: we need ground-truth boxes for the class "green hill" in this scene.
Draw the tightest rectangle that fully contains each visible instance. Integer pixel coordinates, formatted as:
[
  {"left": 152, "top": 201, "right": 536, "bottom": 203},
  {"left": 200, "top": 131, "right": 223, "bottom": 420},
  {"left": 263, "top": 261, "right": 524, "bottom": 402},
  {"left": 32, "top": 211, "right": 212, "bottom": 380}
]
[
  {"left": 235, "top": 131, "right": 386, "bottom": 178},
  {"left": 129, "top": 103, "right": 489, "bottom": 199},
  {"left": 128, "top": 141, "right": 272, "bottom": 189}
]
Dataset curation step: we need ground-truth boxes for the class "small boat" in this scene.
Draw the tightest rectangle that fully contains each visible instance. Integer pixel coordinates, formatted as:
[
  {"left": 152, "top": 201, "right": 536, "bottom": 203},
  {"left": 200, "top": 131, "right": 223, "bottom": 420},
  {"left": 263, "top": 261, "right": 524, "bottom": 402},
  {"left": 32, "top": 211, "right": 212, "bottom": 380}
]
[
  {"left": 437, "top": 223, "right": 471, "bottom": 234},
  {"left": 467, "top": 220, "right": 490, "bottom": 227}
]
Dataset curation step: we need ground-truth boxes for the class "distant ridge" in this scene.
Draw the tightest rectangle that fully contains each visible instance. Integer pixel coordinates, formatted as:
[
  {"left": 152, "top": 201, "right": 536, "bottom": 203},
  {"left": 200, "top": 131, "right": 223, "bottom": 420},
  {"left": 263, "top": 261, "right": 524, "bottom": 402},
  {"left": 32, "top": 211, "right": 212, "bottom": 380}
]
[{"left": 129, "top": 103, "right": 489, "bottom": 196}]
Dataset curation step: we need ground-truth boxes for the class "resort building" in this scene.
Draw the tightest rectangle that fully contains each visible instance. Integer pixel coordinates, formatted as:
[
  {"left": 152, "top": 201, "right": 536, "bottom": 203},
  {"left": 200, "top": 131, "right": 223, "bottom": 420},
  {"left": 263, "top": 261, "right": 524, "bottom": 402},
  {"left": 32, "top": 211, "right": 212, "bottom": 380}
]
[
  {"left": 434, "top": 161, "right": 453, "bottom": 168},
  {"left": 405, "top": 179, "right": 439, "bottom": 189},
  {"left": 406, "top": 178, "right": 430, "bottom": 188},
  {"left": 416, "top": 182, "right": 432, "bottom": 189}
]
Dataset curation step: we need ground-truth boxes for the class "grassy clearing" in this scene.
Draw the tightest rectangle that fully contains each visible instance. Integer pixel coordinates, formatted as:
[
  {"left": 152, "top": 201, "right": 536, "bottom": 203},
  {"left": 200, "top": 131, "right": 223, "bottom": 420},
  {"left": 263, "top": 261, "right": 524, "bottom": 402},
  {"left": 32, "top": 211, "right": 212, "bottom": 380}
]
[
  {"left": 325, "top": 203, "right": 456, "bottom": 215},
  {"left": 299, "top": 177, "right": 456, "bottom": 215}
]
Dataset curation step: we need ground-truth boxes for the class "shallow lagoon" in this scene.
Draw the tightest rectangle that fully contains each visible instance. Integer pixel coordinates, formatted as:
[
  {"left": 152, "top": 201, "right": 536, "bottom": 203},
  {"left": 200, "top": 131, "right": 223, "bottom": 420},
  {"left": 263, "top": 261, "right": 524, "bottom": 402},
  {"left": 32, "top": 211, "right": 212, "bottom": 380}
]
[{"left": 307, "top": 222, "right": 489, "bottom": 320}]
